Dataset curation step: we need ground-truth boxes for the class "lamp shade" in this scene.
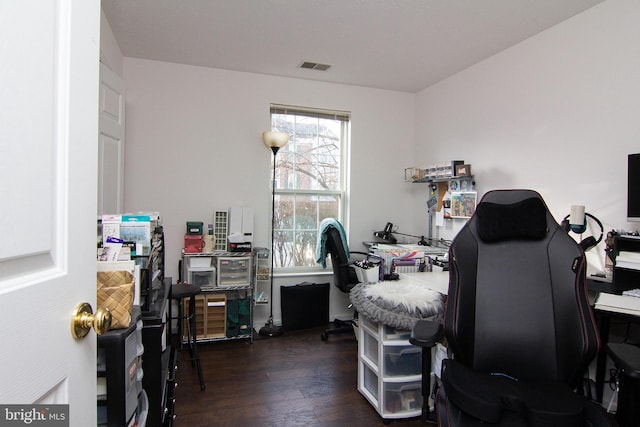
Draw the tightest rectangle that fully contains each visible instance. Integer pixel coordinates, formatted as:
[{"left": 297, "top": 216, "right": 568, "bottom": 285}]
[{"left": 262, "top": 131, "right": 290, "bottom": 149}]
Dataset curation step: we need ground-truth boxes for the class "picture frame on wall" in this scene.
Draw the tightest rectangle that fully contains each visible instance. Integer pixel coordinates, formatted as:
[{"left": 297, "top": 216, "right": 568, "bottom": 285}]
[
  {"left": 451, "top": 191, "right": 477, "bottom": 218},
  {"left": 455, "top": 164, "right": 472, "bottom": 177},
  {"left": 404, "top": 167, "right": 414, "bottom": 182},
  {"left": 460, "top": 178, "right": 473, "bottom": 191}
]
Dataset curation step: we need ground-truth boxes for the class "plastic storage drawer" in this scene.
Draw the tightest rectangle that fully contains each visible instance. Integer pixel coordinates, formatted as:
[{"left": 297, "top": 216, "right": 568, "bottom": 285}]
[
  {"left": 383, "top": 345, "right": 421, "bottom": 377},
  {"left": 216, "top": 256, "right": 251, "bottom": 288},
  {"left": 383, "top": 381, "right": 422, "bottom": 414}
]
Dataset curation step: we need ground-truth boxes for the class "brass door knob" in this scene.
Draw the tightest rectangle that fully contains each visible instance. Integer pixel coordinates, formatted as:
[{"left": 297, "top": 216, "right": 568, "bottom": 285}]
[{"left": 71, "top": 302, "right": 112, "bottom": 340}]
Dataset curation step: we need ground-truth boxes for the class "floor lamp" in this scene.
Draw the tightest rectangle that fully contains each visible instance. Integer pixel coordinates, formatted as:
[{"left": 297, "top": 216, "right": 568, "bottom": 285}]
[{"left": 259, "top": 131, "right": 290, "bottom": 337}]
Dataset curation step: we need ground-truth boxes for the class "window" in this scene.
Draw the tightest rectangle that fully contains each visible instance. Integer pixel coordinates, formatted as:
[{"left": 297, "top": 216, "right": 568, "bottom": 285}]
[{"left": 269, "top": 104, "right": 350, "bottom": 270}]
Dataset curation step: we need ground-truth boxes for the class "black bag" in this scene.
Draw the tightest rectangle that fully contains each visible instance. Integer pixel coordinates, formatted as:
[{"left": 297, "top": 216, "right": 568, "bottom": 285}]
[{"left": 280, "top": 282, "right": 330, "bottom": 331}]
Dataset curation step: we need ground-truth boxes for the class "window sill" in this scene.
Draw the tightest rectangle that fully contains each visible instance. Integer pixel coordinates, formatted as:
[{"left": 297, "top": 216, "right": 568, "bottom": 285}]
[{"left": 274, "top": 270, "right": 333, "bottom": 278}]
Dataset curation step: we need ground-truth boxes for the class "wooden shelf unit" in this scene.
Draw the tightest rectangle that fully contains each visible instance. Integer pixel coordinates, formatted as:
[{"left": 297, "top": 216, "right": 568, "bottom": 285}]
[{"left": 184, "top": 293, "right": 227, "bottom": 340}]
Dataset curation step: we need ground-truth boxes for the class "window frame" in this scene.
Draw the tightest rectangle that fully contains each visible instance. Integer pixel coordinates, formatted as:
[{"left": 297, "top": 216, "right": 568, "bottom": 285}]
[{"left": 269, "top": 104, "right": 350, "bottom": 273}]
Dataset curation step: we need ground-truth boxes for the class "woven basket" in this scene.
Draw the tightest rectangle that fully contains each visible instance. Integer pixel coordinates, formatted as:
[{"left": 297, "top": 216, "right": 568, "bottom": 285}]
[{"left": 97, "top": 270, "right": 134, "bottom": 330}]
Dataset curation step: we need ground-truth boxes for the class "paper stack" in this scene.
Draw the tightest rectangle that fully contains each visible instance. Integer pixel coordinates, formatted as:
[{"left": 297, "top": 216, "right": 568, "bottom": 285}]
[
  {"left": 595, "top": 292, "right": 640, "bottom": 316},
  {"left": 616, "top": 251, "right": 640, "bottom": 270}
]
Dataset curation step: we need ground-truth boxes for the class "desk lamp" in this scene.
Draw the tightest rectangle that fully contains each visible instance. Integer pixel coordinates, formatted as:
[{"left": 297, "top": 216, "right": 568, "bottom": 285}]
[
  {"left": 374, "top": 222, "right": 451, "bottom": 247},
  {"left": 259, "top": 131, "right": 290, "bottom": 338},
  {"left": 373, "top": 222, "right": 397, "bottom": 244}
]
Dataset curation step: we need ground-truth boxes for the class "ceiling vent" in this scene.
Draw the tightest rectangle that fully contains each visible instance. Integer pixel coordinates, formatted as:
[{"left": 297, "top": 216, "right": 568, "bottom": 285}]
[{"left": 299, "top": 61, "right": 331, "bottom": 71}]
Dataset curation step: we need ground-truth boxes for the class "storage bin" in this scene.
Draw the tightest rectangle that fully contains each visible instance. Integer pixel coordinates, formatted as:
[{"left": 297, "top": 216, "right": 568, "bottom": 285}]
[
  {"left": 384, "top": 381, "right": 422, "bottom": 413},
  {"left": 383, "top": 325, "right": 411, "bottom": 341},
  {"left": 355, "top": 265, "right": 379, "bottom": 284},
  {"left": 371, "top": 246, "right": 436, "bottom": 274},
  {"left": 184, "top": 235, "right": 204, "bottom": 253},
  {"left": 136, "top": 365, "right": 144, "bottom": 396},
  {"left": 216, "top": 256, "right": 251, "bottom": 288},
  {"left": 391, "top": 257, "right": 423, "bottom": 274},
  {"left": 124, "top": 357, "right": 140, "bottom": 421},
  {"left": 383, "top": 345, "right": 421, "bottom": 376},
  {"left": 361, "top": 315, "right": 377, "bottom": 332},
  {"left": 362, "top": 364, "right": 379, "bottom": 401},
  {"left": 136, "top": 391, "right": 149, "bottom": 427},
  {"left": 186, "top": 221, "right": 203, "bottom": 235},
  {"left": 187, "top": 268, "right": 216, "bottom": 288},
  {"left": 362, "top": 331, "right": 379, "bottom": 366},
  {"left": 97, "top": 309, "right": 143, "bottom": 427},
  {"left": 188, "top": 256, "right": 213, "bottom": 268}
]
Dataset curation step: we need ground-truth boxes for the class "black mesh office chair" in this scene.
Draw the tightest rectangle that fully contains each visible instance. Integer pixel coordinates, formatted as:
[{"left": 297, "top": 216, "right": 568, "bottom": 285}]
[
  {"left": 411, "top": 189, "right": 616, "bottom": 426},
  {"left": 317, "top": 219, "right": 374, "bottom": 341}
]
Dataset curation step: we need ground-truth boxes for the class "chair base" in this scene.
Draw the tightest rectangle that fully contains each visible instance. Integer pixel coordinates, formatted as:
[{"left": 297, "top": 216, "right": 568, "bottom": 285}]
[
  {"left": 436, "top": 381, "right": 616, "bottom": 427},
  {"left": 321, "top": 318, "right": 355, "bottom": 341}
]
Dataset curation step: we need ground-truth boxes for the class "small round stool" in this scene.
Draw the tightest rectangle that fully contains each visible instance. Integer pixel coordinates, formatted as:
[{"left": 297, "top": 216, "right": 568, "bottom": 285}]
[{"left": 171, "top": 282, "right": 205, "bottom": 390}]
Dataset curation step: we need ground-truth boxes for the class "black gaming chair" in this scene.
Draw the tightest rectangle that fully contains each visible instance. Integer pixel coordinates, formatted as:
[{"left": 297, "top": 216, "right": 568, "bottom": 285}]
[
  {"left": 411, "top": 189, "right": 616, "bottom": 426},
  {"left": 317, "top": 220, "right": 373, "bottom": 340}
]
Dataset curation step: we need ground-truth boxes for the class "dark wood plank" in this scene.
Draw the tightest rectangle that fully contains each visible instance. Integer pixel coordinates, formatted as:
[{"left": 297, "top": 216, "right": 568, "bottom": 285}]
[{"left": 172, "top": 325, "right": 425, "bottom": 426}]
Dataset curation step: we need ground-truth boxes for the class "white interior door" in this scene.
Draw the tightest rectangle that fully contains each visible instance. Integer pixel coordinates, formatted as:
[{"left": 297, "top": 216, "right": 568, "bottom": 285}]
[
  {"left": 0, "top": 1, "right": 101, "bottom": 425},
  {"left": 99, "top": 62, "right": 125, "bottom": 215}
]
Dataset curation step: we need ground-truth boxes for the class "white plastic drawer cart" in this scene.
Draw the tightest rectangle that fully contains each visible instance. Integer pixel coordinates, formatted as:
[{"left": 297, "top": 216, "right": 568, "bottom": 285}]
[{"left": 358, "top": 315, "right": 433, "bottom": 421}]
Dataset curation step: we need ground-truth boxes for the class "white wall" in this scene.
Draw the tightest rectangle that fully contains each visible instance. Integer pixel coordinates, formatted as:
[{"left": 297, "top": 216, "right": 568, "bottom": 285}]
[
  {"left": 121, "top": 58, "right": 416, "bottom": 325},
  {"left": 413, "top": 0, "right": 640, "bottom": 274}
]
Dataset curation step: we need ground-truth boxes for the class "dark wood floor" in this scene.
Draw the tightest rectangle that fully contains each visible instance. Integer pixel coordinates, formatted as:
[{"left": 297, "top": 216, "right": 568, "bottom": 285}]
[
  {"left": 172, "top": 325, "right": 428, "bottom": 427},
  {"left": 172, "top": 319, "right": 634, "bottom": 426}
]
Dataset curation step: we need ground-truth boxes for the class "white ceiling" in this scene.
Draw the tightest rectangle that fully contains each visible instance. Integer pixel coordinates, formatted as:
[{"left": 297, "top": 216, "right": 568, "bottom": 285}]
[{"left": 102, "top": 0, "right": 604, "bottom": 93}]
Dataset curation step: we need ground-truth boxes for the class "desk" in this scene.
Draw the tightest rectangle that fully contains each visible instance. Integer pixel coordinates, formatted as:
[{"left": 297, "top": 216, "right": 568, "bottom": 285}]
[
  {"left": 594, "top": 292, "right": 640, "bottom": 403},
  {"left": 400, "top": 271, "right": 449, "bottom": 294}
]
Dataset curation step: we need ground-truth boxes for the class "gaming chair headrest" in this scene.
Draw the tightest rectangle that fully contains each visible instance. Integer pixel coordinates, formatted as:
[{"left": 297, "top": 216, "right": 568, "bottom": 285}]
[{"left": 475, "top": 196, "right": 548, "bottom": 242}]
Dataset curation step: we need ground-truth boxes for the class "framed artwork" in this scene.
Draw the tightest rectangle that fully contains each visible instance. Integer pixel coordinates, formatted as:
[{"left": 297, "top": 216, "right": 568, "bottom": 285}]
[
  {"left": 455, "top": 164, "right": 472, "bottom": 177},
  {"left": 460, "top": 178, "right": 473, "bottom": 191},
  {"left": 451, "top": 191, "right": 477, "bottom": 218},
  {"left": 404, "top": 167, "right": 414, "bottom": 182}
]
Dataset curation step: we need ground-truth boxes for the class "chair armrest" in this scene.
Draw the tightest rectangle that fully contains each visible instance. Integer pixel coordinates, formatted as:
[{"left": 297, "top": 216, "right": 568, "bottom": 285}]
[{"left": 410, "top": 319, "right": 442, "bottom": 348}]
